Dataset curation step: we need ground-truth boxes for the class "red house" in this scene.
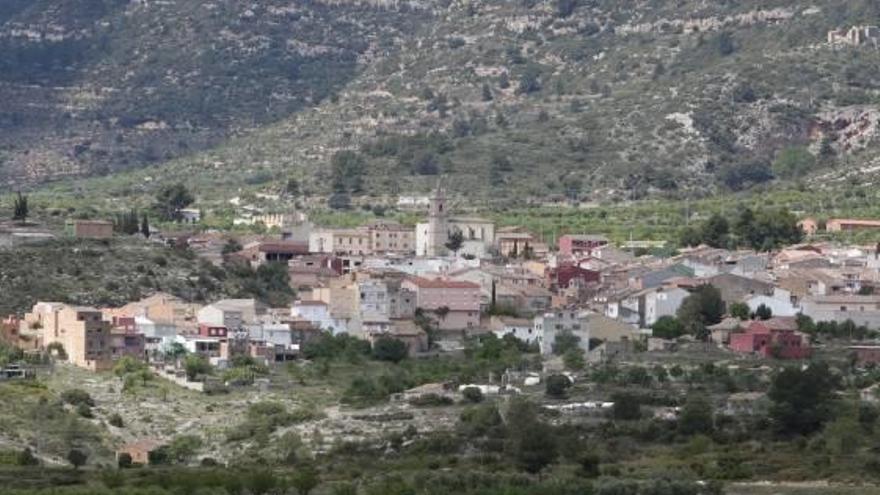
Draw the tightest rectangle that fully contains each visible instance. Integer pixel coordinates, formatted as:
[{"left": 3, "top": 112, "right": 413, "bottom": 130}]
[
  {"left": 547, "top": 264, "right": 601, "bottom": 291},
  {"left": 729, "top": 318, "right": 810, "bottom": 359},
  {"left": 199, "top": 324, "right": 228, "bottom": 338},
  {"left": 557, "top": 235, "right": 609, "bottom": 257}
]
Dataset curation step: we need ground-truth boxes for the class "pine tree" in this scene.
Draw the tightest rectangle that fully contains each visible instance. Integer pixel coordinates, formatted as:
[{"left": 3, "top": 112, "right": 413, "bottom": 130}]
[
  {"left": 481, "top": 82, "right": 493, "bottom": 101},
  {"left": 125, "top": 210, "right": 137, "bottom": 235},
  {"left": 115, "top": 209, "right": 141, "bottom": 235},
  {"left": 12, "top": 191, "right": 28, "bottom": 223},
  {"left": 499, "top": 72, "right": 510, "bottom": 89},
  {"left": 445, "top": 229, "right": 464, "bottom": 255}
]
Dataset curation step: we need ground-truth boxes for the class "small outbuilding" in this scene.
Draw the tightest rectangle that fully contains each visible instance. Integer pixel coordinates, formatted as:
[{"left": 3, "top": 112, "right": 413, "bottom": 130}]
[{"left": 116, "top": 438, "right": 164, "bottom": 465}]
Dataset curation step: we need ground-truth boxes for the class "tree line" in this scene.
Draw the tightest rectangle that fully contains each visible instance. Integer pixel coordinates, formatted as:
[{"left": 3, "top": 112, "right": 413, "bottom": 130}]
[{"left": 680, "top": 207, "right": 803, "bottom": 251}]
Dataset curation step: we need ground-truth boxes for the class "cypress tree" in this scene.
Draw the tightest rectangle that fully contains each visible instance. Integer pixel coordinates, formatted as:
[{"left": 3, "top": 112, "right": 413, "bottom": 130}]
[
  {"left": 12, "top": 191, "right": 28, "bottom": 223},
  {"left": 141, "top": 215, "right": 150, "bottom": 238}
]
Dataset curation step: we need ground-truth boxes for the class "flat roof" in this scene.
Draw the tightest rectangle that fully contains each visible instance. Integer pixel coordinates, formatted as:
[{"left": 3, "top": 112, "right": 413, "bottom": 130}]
[{"left": 405, "top": 276, "right": 480, "bottom": 289}]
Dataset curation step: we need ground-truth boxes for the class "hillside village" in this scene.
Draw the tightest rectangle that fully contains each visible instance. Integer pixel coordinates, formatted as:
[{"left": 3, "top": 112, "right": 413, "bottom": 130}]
[
  {"left": 10, "top": 182, "right": 880, "bottom": 371},
  {"left": 4, "top": 180, "right": 880, "bottom": 493}
]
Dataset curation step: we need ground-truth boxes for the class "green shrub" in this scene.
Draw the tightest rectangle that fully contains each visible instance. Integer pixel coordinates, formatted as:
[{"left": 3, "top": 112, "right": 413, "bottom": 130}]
[
  {"left": 612, "top": 393, "right": 642, "bottom": 421},
  {"left": 108, "top": 413, "right": 124, "bottom": 428},
  {"left": 372, "top": 337, "right": 409, "bottom": 363},
  {"left": 60, "top": 388, "right": 94, "bottom": 407},
  {"left": 545, "top": 374, "right": 572, "bottom": 399},
  {"left": 76, "top": 402, "right": 94, "bottom": 418},
  {"left": 461, "top": 386, "right": 483, "bottom": 404}
]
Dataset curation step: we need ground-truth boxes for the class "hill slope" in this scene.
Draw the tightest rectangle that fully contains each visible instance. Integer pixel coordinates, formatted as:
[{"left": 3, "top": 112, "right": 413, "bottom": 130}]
[{"left": 3, "top": 1, "right": 880, "bottom": 202}]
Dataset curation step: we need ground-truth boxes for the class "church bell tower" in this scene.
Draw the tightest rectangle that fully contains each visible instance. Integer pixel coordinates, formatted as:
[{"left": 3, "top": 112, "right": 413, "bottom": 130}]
[{"left": 425, "top": 178, "right": 449, "bottom": 256}]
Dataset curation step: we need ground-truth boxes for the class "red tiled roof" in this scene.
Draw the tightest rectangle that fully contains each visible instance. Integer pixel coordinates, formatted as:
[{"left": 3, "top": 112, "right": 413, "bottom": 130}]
[
  {"left": 406, "top": 277, "right": 480, "bottom": 289},
  {"left": 118, "top": 439, "right": 163, "bottom": 452},
  {"left": 829, "top": 219, "right": 880, "bottom": 227},
  {"left": 748, "top": 317, "right": 798, "bottom": 332}
]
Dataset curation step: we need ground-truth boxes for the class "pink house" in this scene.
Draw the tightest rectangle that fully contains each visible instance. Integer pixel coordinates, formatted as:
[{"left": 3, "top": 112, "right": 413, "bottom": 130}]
[
  {"left": 557, "top": 235, "right": 609, "bottom": 257},
  {"left": 729, "top": 319, "right": 810, "bottom": 359},
  {"left": 402, "top": 277, "right": 481, "bottom": 331}
]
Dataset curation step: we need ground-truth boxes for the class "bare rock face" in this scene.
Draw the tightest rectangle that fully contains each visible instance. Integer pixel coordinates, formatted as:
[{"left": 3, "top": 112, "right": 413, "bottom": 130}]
[{"left": 811, "top": 107, "right": 880, "bottom": 153}]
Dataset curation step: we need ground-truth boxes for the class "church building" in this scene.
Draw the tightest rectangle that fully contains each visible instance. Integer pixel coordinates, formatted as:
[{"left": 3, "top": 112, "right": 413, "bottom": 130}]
[{"left": 416, "top": 180, "right": 495, "bottom": 257}]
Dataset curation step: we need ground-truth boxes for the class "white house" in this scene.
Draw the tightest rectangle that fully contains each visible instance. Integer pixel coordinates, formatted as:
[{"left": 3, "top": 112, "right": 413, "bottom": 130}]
[
  {"left": 745, "top": 288, "right": 799, "bottom": 317},
  {"left": 290, "top": 300, "right": 351, "bottom": 335},
  {"left": 248, "top": 323, "right": 296, "bottom": 347},
  {"left": 135, "top": 316, "right": 179, "bottom": 355},
  {"left": 642, "top": 287, "right": 689, "bottom": 328},
  {"left": 605, "top": 286, "right": 687, "bottom": 329},
  {"left": 358, "top": 279, "right": 389, "bottom": 317},
  {"left": 534, "top": 310, "right": 592, "bottom": 356},
  {"left": 197, "top": 299, "right": 263, "bottom": 329},
  {"left": 490, "top": 316, "right": 537, "bottom": 343}
]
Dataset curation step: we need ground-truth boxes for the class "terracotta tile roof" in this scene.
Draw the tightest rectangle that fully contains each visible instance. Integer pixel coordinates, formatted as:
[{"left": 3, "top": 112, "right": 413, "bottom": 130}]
[
  {"left": 829, "top": 219, "right": 880, "bottom": 228},
  {"left": 406, "top": 277, "right": 480, "bottom": 289},
  {"left": 118, "top": 438, "right": 163, "bottom": 452},
  {"left": 753, "top": 317, "right": 798, "bottom": 332},
  {"left": 709, "top": 317, "right": 744, "bottom": 331}
]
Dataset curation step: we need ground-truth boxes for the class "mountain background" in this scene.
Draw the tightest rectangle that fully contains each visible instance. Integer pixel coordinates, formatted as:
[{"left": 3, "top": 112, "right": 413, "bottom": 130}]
[{"left": 1, "top": 0, "right": 880, "bottom": 204}]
